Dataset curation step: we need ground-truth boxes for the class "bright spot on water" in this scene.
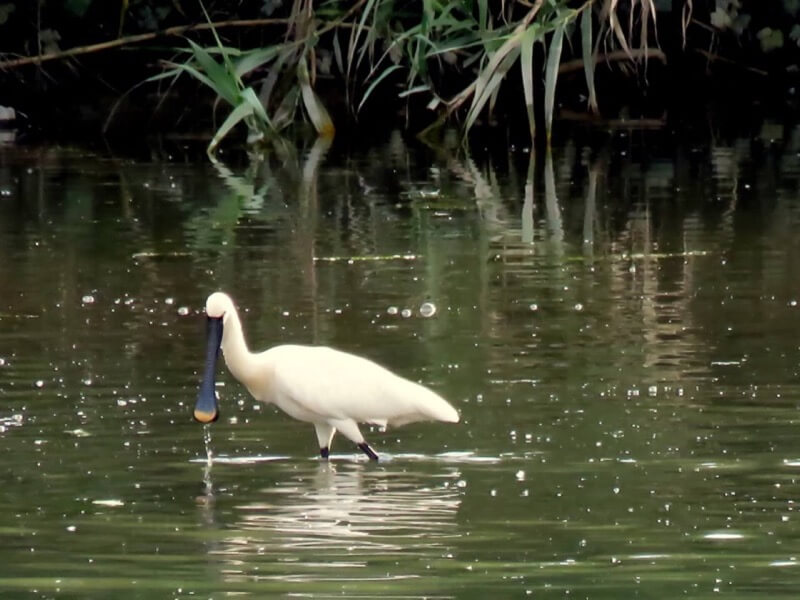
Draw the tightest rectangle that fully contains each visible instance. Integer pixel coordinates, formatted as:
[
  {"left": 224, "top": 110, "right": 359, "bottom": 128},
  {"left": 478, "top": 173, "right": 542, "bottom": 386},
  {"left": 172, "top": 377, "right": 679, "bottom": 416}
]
[
  {"left": 516, "top": 470, "right": 525, "bottom": 481},
  {"left": 401, "top": 308, "right": 412, "bottom": 318},
  {"left": 0, "top": 358, "right": 5, "bottom": 366},
  {"left": 790, "top": 300, "right": 798, "bottom": 307},
  {"left": 164, "top": 297, "right": 174, "bottom": 305},
  {"left": 574, "top": 303, "right": 584, "bottom": 311},
  {"left": 177, "top": 306, "right": 190, "bottom": 316},
  {"left": 704, "top": 532, "right": 744, "bottom": 540},
  {"left": 81, "top": 295, "right": 95, "bottom": 304},
  {"left": 419, "top": 302, "right": 437, "bottom": 318},
  {"left": 116, "top": 399, "right": 127, "bottom": 407},
  {"left": 770, "top": 559, "right": 798, "bottom": 567},
  {"left": 66, "top": 526, "right": 76, "bottom": 532},
  {"left": 67, "top": 429, "right": 91, "bottom": 437},
  {"left": 34, "top": 380, "right": 44, "bottom": 388},
  {"left": 387, "top": 306, "right": 399, "bottom": 315},
  {"left": 613, "top": 486, "right": 620, "bottom": 494},
  {"left": 92, "top": 499, "right": 124, "bottom": 507},
  {"left": 529, "top": 303, "right": 538, "bottom": 311}
]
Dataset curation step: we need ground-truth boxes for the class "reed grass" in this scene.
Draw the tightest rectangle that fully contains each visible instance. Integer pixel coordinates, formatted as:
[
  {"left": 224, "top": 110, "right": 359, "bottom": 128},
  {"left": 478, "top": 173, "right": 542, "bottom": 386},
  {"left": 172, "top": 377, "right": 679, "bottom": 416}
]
[{"left": 149, "top": 0, "right": 685, "bottom": 152}]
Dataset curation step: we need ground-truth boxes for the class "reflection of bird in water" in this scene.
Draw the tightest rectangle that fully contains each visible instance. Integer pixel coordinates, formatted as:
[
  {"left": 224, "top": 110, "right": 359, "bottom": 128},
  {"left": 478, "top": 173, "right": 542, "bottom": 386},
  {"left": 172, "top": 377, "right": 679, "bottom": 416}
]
[
  {"left": 206, "top": 462, "right": 462, "bottom": 583},
  {"left": 194, "top": 292, "right": 459, "bottom": 460}
]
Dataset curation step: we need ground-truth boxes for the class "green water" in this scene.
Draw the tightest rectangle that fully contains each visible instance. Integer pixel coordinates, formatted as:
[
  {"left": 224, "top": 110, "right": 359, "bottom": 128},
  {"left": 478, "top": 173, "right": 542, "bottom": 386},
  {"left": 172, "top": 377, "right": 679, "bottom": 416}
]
[{"left": 2, "top": 128, "right": 800, "bottom": 598}]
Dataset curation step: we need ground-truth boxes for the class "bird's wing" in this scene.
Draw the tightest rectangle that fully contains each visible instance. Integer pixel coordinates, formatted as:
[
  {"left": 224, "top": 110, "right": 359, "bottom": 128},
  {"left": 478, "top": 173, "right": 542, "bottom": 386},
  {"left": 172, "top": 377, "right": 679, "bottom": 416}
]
[{"left": 265, "top": 345, "right": 446, "bottom": 424}]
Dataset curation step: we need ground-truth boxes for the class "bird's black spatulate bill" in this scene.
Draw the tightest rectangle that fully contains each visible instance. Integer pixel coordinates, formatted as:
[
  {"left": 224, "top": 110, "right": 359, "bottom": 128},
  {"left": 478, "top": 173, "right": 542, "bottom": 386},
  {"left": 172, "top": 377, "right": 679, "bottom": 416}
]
[{"left": 194, "top": 316, "right": 223, "bottom": 423}]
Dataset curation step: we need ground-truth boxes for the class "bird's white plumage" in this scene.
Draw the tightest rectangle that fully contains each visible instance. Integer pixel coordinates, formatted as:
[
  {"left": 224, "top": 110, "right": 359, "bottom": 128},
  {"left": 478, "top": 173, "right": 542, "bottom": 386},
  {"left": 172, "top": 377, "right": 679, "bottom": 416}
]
[{"left": 202, "top": 292, "right": 458, "bottom": 457}]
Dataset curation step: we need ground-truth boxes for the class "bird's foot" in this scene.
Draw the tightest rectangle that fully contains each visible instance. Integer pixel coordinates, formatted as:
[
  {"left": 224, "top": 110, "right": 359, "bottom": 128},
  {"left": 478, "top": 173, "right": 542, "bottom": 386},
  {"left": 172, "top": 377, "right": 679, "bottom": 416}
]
[
  {"left": 320, "top": 446, "right": 330, "bottom": 460},
  {"left": 357, "top": 442, "right": 379, "bottom": 461}
]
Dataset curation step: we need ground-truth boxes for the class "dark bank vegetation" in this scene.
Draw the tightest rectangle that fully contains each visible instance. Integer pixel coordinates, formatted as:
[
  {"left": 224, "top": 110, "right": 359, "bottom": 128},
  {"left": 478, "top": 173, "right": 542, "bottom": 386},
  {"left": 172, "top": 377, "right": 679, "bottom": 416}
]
[{"left": 0, "top": 1, "right": 798, "bottom": 151}]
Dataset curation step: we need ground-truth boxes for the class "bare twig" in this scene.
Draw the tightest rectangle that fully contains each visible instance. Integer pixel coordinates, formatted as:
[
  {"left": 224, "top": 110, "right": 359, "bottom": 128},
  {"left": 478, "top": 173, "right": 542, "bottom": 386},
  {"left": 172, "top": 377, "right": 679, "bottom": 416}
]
[
  {"left": 558, "top": 47, "right": 667, "bottom": 74},
  {"left": 0, "top": 18, "right": 289, "bottom": 70},
  {"left": 694, "top": 49, "right": 768, "bottom": 76}
]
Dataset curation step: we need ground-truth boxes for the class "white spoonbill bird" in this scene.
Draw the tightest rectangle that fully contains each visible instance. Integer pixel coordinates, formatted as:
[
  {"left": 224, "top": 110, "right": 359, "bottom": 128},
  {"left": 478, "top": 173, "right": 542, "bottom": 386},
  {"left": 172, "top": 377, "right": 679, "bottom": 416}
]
[{"left": 193, "top": 292, "right": 459, "bottom": 460}]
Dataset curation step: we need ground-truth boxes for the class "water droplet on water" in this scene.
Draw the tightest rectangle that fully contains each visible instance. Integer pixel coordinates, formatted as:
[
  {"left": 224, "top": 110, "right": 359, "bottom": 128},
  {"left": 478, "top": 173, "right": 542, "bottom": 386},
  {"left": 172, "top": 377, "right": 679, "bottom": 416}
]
[
  {"left": 81, "top": 295, "right": 95, "bottom": 305},
  {"left": 529, "top": 303, "right": 538, "bottom": 311},
  {"left": 387, "top": 306, "right": 399, "bottom": 315},
  {"left": 177, "top": 306, "right": 190, "bottom": 316},
  {"left": 574, "top": 303, "right": 584, "bottom": 311},
  {"left": 419, "top": 302, "right": 437, "bottom": 318},
  {"left": 34, "top": 380, "right": 44, "bottom": 388},
  {"left": 401, "top": 308, "right": 412, "bottom": 318}
]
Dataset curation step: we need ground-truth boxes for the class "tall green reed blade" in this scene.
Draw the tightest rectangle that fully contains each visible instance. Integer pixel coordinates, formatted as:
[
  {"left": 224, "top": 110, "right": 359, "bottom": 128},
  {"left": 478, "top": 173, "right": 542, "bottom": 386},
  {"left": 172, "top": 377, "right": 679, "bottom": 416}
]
[
  {"left": 187, "top": 39, "right": 240, "bottom": 105},
  {"left": 208, "top": 102, "right": 256, "bottom": 153},
  {"left": 544, "top": 22, "right": 565, "bottom": 145},
  {"left": 298, "top": 56, "right": 335, "bottom": 137},
  {"left": 520, "top": 24, "right": 539, "bottom": 143},
  {"left": 346, "top": 0, "right": 379, "bottom": 103},
  {"left": 358, "top": 64, "right": 403, "bottom": 113},
  {"left": 464, "top": 29, "right": 523, "bottom": 135},
  {"left": 580, "top": 7, "right": 598, "bottom": 114}
]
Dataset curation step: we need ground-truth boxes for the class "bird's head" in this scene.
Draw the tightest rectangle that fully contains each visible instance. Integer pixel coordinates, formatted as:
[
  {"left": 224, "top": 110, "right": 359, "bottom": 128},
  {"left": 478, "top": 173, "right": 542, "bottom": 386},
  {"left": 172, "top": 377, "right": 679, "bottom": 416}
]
[{"left": 205, "top": 291, "right": 235, "bottom": 322}]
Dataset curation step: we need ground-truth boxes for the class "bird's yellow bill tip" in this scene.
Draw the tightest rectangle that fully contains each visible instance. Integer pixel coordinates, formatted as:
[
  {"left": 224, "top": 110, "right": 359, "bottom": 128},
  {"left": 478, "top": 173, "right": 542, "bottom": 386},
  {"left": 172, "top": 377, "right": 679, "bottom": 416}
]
[{"left": 193, "top": 408, "right": 219, "bottom": 423}]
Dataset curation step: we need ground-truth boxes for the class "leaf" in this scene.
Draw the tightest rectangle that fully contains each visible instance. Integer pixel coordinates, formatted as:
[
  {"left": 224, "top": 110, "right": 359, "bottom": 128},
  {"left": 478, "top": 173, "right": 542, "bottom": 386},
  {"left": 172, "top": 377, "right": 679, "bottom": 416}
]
[
  {"left": 580, "top": 8, "right": 598, "bottom": 114},
  {"left": 65, "top": 0, "right": 93, "bottom": 17},
  {"left": 298, "top": 57, "right": 335, "bottom": 137},
  {"left": 240, "top": 86, "right": 270, "bottom": 125},
  {"left": 544, "top": 22, "right": 565, "bottom": 144},
  {"left": 333, "top": 29, "right": 344, "bottom": 74},
  {"left": 346, "top": 0, "right": 379, "bottom": 80},
  {"left": 187, "top": 39, "right": 239, "bottom": 105},
  {"left": 160, "top": 61, "right": 222, "bottom": 98},
  {"left": 271, "top": 85, "right": 300, "bottom": 131},
  {"left": 234, "top": 46, "right": 282, "bottom": 78},
  {"left": 464, "top": 30, "right": 523, "bottom": 133},
  {"left": 520, "top": 25, "right": 538, "bottom": 142},
  {"left": 208, "top": 102, "right": 255, "bottom": 153},
  {"left": 358, "top": 64, "right": 402, "bottom": 113},
  {"left": 0, "top": 3, "right": 15, "bottom": 25},
  {"left": 599, "top": 0, "right": 633, "bottom": 62},
  {"left": 398, "top": 84, "right": 431, "bottom": 99},
  {"left": 757, "top": 27, "right": 784, "bottom": 53}
]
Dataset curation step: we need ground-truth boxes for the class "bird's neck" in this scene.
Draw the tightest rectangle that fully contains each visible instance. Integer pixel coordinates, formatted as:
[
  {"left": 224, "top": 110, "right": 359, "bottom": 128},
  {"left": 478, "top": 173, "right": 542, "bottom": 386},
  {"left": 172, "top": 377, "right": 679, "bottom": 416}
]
[{"left": 221, "top": 308, "right": 255, "bottom": 383}]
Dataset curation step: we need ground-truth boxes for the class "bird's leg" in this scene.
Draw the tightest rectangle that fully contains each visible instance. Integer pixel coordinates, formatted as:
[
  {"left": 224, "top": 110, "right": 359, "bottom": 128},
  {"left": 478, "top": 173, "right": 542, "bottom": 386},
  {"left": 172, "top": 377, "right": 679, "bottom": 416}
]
[
  {"left": 328, "top": 419, "right": 379, "bottom": 461},
  {"left": 314, "top": 423, "right": 336, "bottom": 460},
  {"left": 357, "top": 442, "right": 379, "bottom": 461}
]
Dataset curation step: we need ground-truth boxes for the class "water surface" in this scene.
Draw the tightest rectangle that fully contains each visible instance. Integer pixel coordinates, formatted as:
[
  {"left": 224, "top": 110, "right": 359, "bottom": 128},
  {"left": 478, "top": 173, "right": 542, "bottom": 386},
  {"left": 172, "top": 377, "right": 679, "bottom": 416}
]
[{"left": 2, "top": 127, "right": 800, "bottom": 597}]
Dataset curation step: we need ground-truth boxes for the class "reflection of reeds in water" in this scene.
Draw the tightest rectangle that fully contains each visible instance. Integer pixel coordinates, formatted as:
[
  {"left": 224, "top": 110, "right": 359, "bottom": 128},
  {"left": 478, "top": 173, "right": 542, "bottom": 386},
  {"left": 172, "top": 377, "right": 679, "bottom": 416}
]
[{"left": 209, "top": 463, "right": 461, "bottom": 580}]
